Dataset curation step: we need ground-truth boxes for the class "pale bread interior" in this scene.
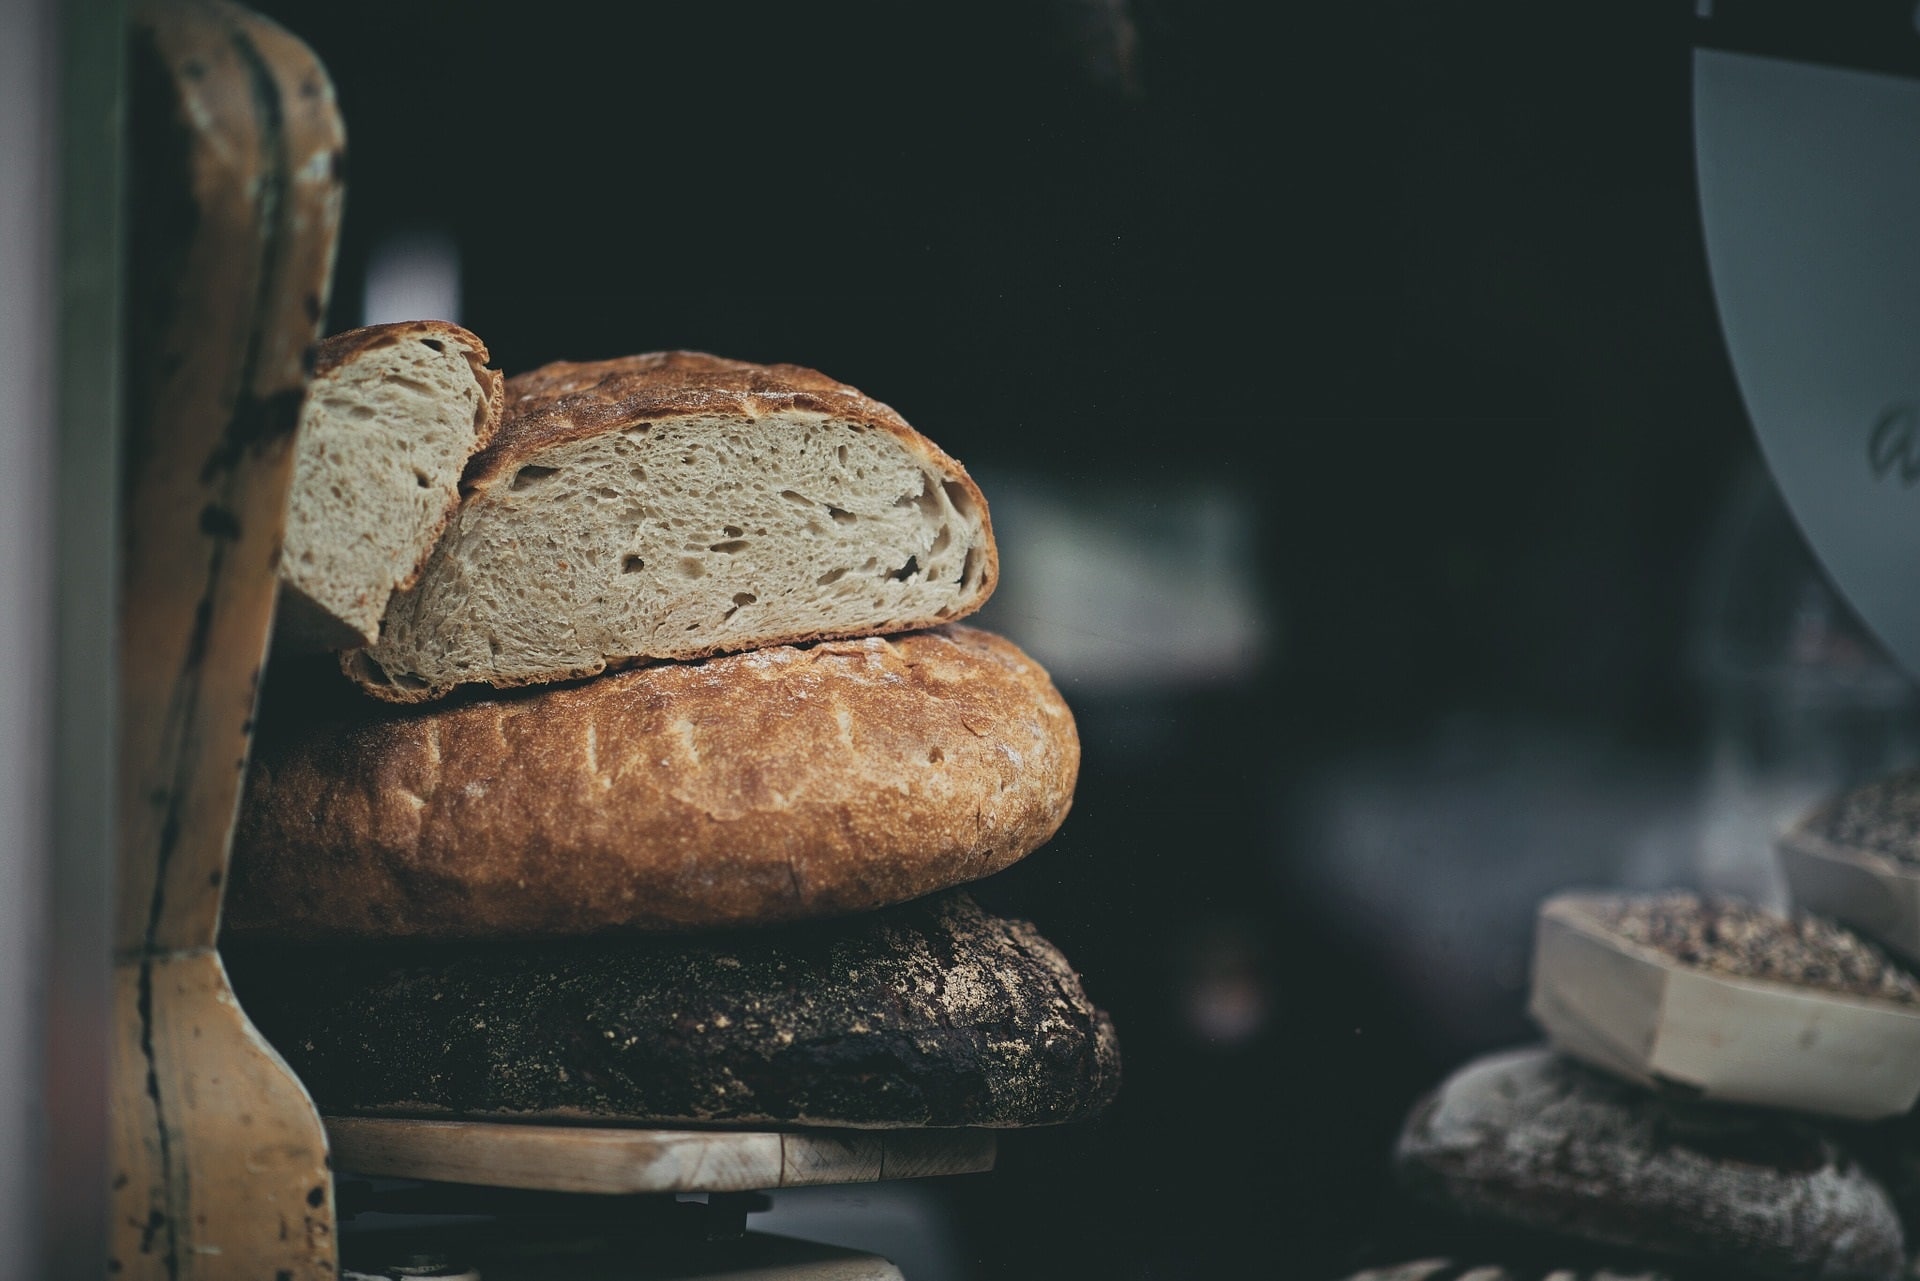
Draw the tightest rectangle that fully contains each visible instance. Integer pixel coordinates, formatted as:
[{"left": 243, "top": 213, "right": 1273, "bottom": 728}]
[
  {"left": 281, "top": 332, "right": 493, "bottom": 647},
  {"left": 349, "top": 411, "right": 990, "bottom": 697}
]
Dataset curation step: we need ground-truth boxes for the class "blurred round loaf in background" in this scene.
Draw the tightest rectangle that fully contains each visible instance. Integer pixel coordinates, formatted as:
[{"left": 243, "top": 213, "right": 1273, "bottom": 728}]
[
  {"left": 225, "top": 625, "right": 1077, "bottom": 939},
  {"left": 1780, "top": 767, "right": 1920, "bottom": 965},
  {"left": 1529, "top": 891, "right": 1920, "bottom": 1120},
  {"left": 1793, "top": 767, "right": 1920, "bottom": 859},
  {"left": 1394, "top": 1047, "right": 1903, "bottom": 1281},
  {"left": 227, "top": 892, "right": 1121, "bottom": 1129},
  {"left": 1336, "top": 1262, "right": 1679, "bottom": 1281}
]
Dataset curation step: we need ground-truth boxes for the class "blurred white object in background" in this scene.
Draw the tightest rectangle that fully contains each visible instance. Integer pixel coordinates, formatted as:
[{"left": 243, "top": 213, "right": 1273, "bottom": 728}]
[
  {"left": 362, "top": 229, "right": 461, "bottom": 327},
  {"left": 969, "top": 474, "right": 1267, "bottom": 690}
]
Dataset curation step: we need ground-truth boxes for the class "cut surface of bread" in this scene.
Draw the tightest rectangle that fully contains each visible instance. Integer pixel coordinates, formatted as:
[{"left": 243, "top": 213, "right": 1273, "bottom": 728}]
[
  {"left": 227, "top": 893, "right": 1122, "bottom": 1129},
  {"left": 280, "top": 321, "right": 504, "bottom": 650},
  {"left": 226, "top": 625, "right": 1077, "bottom": 940},
  {"left": 345, "top": 351, "right": 996, "bottom": 701}
]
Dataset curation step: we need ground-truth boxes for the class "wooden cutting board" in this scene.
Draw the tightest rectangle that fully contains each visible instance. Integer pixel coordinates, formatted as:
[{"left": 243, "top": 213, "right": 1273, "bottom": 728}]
[{"left": 326, "top": 1117, "right": 997, "bottom": 1195}]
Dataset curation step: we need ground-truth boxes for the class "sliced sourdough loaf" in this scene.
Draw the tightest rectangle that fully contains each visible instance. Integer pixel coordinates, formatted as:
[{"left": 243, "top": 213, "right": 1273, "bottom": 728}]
[
  {"left": 279, "top": 321, "right": 505, "bottom": 650},
  {"left": 226, "top": 625, "right": 1076, "bottom": 940},
  {"left": 225, "top": 892, "right": 1121, "bottom": 1129},
  {"left": 343, "top": 351, "right": 996, "bottom": 702}
]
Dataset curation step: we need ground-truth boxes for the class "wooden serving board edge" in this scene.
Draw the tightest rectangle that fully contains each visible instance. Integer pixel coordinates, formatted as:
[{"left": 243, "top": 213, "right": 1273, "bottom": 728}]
[{"left": 324, "top": 1116, "right": 997, "bottom": 1195}]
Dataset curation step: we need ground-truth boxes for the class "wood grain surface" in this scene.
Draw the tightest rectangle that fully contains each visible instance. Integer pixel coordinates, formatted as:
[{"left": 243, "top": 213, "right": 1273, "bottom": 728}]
[
  {"left": 111, "top": 2, "right": 345, "bottom": 1277},
  {"left": 326, "top": 1117, "right": 998, "bottom": 1195}
]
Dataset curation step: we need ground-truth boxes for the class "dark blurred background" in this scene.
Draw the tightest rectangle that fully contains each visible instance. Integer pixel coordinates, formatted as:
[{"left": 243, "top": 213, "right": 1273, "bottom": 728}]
[{"left": 242, "top": 2, "right": 1920, "bottom": 1275}]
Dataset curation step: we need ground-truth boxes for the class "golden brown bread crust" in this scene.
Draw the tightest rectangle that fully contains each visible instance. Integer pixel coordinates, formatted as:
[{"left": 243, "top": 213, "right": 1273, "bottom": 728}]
[
  {"left": 228, "top": 625, "right": 1076, "bottom": 940},
  {"left": 344, "top": 351, "right": 1000, "bottom": 704},
  {"left": 308, "top": 318, "right": 507, "bottom": 593}
]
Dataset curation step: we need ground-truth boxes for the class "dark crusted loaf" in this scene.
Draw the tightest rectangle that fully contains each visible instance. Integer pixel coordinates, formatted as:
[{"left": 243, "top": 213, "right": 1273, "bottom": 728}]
[
  {"left": 1394, "top": 1048, "right": 1902, "bottom": 1281},
  {"left": 227, "top": 893, "right": 1121, "bottom": 1130},
  {"left": 1337, "top": 1263, "right": 1680, "bottom": 1281}
]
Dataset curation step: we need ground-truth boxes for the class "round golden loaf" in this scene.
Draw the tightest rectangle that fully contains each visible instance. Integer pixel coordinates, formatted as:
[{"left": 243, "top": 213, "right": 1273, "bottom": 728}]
[{"left": 226, "top": 625, "right": 1077, "bottom": 939}]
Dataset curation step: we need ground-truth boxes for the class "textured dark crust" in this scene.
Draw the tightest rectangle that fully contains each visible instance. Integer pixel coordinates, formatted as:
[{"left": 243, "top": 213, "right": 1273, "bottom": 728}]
[
  {"left": 306, "top": 319, "right": 507, "bottom": 594},
  {"left": 345, "top": 350, "right": 998, "bottom": 703},
  {"left": 1395, "top": 1048, "right": 1903, "bottom": 1281},
  {"left": 226, "top": 893, "right": 1121, "bottom": 1129},
  {"left": 1336, "top": 1263, "right": 1681, "bottom": 1281},
  {"left": 228, "top": 625, "right": 1077, "bottom": 940}
]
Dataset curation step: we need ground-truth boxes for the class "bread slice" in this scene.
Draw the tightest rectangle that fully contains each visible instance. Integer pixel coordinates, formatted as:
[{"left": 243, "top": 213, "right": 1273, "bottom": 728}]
[
  {"left": 278, "top": 321, "right": 505, "bottom": 650},
  {"left": 227, "top": 892, "right": 1122, "bottom": 1129},
  {"left": 226, "top": 625, "right": 1077, "bottom": 940},
  {"left": 343, "top": 351, "right": 997, "bottom": 702}
]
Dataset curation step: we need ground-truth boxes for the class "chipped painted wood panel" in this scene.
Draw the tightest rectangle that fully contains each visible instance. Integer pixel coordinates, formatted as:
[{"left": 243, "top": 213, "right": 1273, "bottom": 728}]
[
  {"left": 111, "top": 2, "right": 344, "bottom": 1278},
  {"left": 117, "top": 0, "right": 344, "bottom": 957},
  {"left": 112, "top": 953, "right": 336, "bottom": 1277}
]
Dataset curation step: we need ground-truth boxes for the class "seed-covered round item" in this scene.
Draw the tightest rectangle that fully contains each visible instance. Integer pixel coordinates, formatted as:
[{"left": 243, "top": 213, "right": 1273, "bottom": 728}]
[
  {"left": 1589, "top": 893, "right": 1920, "bottom": 1006},
  {"left": 1797, "top": 768, "right": 1920, "bottom": 865},
  {"left": 226, "top": 893, "right": 1122, "bottom": 1130},
  {"left": 1780, "top": 770, "right": 1920, "bottom": 965},
  {"left": 1530, "top": 892, "right": 1920, "bottom": 1120},
  {"left": 1394, "top": 1048, "right": 1904, "bottom": 1281},
  {"left": 226, "top": 625, "right": 1077, "bottom": 940}
]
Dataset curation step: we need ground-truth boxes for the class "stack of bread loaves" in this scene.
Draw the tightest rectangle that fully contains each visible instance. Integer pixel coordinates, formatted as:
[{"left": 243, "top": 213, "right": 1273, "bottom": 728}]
[
  {"left": 223, "top": 322, "right": 1119, "bottom": 1135},
  {"left": 1340, "top": 885, "right": 1920, "bottom": 1281}
]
